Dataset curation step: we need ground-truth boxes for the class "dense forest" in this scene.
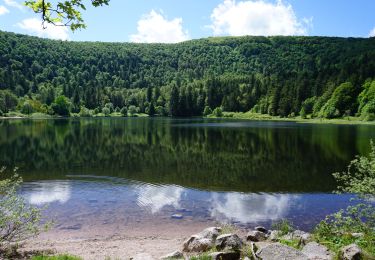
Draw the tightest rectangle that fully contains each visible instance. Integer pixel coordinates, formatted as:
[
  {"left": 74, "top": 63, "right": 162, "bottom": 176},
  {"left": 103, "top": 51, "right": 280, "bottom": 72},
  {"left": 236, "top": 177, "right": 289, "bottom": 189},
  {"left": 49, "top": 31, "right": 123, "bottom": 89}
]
[{"left": 1, "top": 30, "right": 375, "bottom": 119}]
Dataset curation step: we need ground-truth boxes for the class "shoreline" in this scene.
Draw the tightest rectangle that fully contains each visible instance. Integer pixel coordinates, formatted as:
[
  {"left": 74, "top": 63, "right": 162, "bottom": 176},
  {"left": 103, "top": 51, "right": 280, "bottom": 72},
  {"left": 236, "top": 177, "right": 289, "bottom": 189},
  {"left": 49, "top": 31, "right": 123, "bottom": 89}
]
[{"left": 1, "top": 113, "right": 375, "bottom": 126}]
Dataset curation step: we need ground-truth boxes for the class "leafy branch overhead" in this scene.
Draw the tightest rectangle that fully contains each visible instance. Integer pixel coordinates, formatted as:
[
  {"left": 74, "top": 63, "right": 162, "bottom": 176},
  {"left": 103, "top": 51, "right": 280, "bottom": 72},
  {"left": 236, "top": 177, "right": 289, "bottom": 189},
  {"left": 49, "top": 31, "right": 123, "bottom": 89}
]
[{"left": 24, "top": 0, "right": 110, "bottom": 31}]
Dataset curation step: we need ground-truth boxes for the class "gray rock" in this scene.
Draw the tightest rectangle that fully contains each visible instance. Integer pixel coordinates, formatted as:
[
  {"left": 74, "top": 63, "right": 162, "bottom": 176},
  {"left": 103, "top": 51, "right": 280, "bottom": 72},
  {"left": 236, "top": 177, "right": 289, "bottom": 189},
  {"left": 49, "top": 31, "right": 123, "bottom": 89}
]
[
  {"left": 283, "top": 230, "right": 311, "bottom": 244},
  {"left": 182, "top": 227, "right": 221, "bottom": 252},
  {"left": 257, "top": 243, "right": 308, "bottom": 260},
  {"left": 131, "top": 253, "right": 155, "bottom": 260},
  {"left": 268, "top": 230, "right": 281, "bottom": 241},
  {"left": 160, "top": 250, "right": 183, "bottom": 259},
  {"left": 215, "top": 234, "right": 243, "bottom": 251},
  {"left": 340, "top": 244, "right": 362, "bottom": 260},
  {"left": 246, "top": 230, "right": 267, "bottom": 242},
  {"left": 209, "top": 251, "right": 241, "bottom": 260},
  {"left": 350, "top": 233, "right": 364, "bottom": 238},
  {"left": 302, "top": 242, "right": 332, "bottom": 260}
]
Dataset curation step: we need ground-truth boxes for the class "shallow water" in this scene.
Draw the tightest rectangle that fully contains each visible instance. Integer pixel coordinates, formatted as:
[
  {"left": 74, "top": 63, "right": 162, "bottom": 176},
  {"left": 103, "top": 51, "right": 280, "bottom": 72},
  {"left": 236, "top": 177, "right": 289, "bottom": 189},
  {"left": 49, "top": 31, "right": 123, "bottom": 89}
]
[{"left": 1, "top": 117, "right": 375, "bottom": 231}]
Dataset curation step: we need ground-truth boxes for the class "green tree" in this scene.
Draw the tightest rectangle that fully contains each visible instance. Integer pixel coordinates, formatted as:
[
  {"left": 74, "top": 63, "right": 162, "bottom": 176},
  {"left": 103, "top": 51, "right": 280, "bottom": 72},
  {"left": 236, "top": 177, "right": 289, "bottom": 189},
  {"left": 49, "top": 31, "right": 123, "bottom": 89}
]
[
  {"left": 102, "top": 107, "right": 110, "bottom": 116},
  {"left": 51, "top": 95, "right": 70, "bottom": 116},
  {"left": 169, "top": 85, "right": 179, "bottom": 116},
  {"left": 212, "top": 107, "right": 223, "bottom": 117},
  {"left": 148, "top": 102, "right": 155, "bottom": 116},
  {"left": 21, "top": 101, "right": 34, "bottom": 115},
  {"left": 25, "top": 0, "right": 110, "bottom": 31}
]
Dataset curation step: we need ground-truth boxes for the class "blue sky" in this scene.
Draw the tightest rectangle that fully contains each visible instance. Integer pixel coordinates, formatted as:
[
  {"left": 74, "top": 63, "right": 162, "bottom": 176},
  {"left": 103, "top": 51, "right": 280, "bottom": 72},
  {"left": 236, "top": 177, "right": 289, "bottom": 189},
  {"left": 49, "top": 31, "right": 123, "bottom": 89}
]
[{"left": 0, "top": 0, "right": 375, "bottom": 42}]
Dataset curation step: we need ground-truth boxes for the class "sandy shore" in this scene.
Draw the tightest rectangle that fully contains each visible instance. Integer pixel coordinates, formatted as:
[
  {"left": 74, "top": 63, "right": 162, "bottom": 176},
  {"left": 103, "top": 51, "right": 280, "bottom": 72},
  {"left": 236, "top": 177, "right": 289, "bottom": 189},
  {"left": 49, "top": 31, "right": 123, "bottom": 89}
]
[{"left": 20, "top": 221, "right": 217, "bottom": 259}]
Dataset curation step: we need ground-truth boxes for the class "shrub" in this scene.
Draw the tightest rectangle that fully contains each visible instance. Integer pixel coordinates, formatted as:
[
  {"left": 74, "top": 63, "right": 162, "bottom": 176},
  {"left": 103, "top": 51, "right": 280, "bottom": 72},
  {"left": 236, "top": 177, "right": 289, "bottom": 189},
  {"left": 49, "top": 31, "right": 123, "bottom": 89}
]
[
  {"left": 51, "top": 96, "right": 70, "bottom": 116},
  {"left": 21, "top": 101, "right": 34, "bottom": 115},
  {"left": 102, "top": 107, "right": 110, "bottom": 117},
  {"left": 212, "top": 107, "right": 223, "bottom": 117},
  {"left": 128, "top": 105, "right": 138, "bottom": 116},
  {"left": 271, "top": 219, "right": 294, "bottom": 235},
  {"left": 203, "top": 106, "right": 212, "bottom": 116},
  {"left": 120, "top": 107, "right": 128, "bottom": 117},
  {"left": 0, "top": 167, "right": 49, "bottom": 251},
  {"left": 78, "top": 106, "right": 92, "bottom": 117}
]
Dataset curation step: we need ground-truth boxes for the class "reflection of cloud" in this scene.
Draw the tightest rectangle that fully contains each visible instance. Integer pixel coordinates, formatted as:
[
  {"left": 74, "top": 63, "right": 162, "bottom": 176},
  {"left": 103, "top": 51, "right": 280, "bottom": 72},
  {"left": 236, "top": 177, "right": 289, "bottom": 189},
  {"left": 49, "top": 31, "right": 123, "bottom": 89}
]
[
  {"left": 136, "top": 184, "right": 184, "bottom": 213},
  {"left": 28, "top": 182, "right": 71, "bottom": 205},
  {"left": 210, "top": 192, "right": 296, "bottom": 223}
]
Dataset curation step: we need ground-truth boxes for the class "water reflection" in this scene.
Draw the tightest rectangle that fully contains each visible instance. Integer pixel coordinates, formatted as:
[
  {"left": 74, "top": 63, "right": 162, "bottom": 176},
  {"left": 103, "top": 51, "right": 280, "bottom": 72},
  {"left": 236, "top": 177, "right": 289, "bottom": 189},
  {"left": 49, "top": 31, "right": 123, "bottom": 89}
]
[
  {"left": 136, "top": 184, "right": 184, "bottom": 213},
  {"left": 25, "top": 181, "right": 71, "bottom": 205},
  {"left": 210, "top": 193, "right": 296, "bottom": 223}
]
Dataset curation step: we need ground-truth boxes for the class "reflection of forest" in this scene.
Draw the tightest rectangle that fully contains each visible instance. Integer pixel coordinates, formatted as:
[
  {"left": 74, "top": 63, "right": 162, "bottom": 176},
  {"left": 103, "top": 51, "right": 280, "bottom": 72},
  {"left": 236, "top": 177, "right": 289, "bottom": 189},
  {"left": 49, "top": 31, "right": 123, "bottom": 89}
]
[{"left": 0, "top": 118, "right": 373, "bottom": 192}]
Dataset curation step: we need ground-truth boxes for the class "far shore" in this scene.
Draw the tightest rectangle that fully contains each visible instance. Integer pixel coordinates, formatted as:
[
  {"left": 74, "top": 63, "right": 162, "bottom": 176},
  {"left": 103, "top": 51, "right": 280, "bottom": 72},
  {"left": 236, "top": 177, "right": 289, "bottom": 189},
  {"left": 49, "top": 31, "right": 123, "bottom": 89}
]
[{"left": 2, "top": 112, "right": 375, "bottom": 126}]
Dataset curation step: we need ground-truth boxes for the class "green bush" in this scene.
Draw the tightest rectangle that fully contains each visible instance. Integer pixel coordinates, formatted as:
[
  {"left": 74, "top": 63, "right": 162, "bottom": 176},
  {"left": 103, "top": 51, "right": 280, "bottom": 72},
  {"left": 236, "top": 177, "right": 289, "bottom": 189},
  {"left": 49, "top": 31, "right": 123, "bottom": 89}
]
[
  {"left": 212, "top": 107, "right": 223, "bottom": 117},
  {"left": 120, "top": 107, "right": 128, "bottom": 117},
  {"left": 203, "top": 106, "right": 212, "bottom": 116},
  {"left": 0, "top": 167, "right": 49, "bottom": 251},
  {"left": 271, "top": 219, "right": 294, "bottom": 235},
  {"left": 21, "top": 101, "right": 34, "bottom": 115},
  {"left": 51, "top": 96, "right": 70, "bottom": 116},
  {"left": 31, "top": 254, "right": 82, "bottom": 260},
  {"left": 102, "top": 107, "right": 110, "bottom": 117}
]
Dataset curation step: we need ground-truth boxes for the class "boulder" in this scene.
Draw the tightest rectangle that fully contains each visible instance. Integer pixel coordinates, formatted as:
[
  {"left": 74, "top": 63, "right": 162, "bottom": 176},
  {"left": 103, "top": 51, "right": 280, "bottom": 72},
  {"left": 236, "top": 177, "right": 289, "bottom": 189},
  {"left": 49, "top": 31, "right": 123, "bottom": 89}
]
[
  {"left": 182, "top": 227, "right": 221, "bottom": 252},
  {"left": 209, "top": 251, "right": 241, "bottom": 260},
  {"left": 350, "top": 233, "right": 364, "bottom": 238},
  {"left": 257, "top": 243, "right": 308, "bottom": 260},
  {"left": 302, "top": 242, "right": 333, "bottom": 260},
  {"left": 215, "top": 234, "right": 243, "bottom": 251},
  {"left": 268, "top": 230, "right": 281, "bottom": 241},
  {"left": 339, "top": 244, "right": 362, "bottom": 260},
  {"left": 160, "top": 250, "right": 183, "bottom": 259},
  {"left": 283, "top": 230, "right": 311, "bottom": 244},
  {"left": 246, "top": 230, "right": 267, "bottom": 242},
  {"left": 255, "top": 226, "right": 268, "bottom": 233}
]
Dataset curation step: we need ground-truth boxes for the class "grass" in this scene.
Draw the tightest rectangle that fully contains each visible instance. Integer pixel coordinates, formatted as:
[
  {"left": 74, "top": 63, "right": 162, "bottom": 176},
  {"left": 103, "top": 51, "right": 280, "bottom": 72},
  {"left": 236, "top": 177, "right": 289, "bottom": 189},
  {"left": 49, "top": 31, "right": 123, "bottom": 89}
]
[
  {"left": 220, "top": 224, "right": 237, "bottom": 234},
  {"left": 31, "top": 254, "right": 82, "bottom": 260},
  {"left": 207, "top": 111, "right": 375, "bottom": 125}
]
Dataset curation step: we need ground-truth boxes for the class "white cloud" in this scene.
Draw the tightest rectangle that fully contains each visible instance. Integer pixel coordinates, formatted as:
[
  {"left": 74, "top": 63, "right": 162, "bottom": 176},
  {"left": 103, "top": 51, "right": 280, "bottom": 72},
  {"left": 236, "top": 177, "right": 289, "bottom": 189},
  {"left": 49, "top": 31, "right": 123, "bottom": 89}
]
[
  {"left": 209, "top": 0, "right": 309, "bottom": 36},
  {"left": 16, "top": 18, "right": 69, "bottom": 40},
  {"left": 369, "top": 27, "right": 375, "bottom": 37},
  {"left": 4, "top": 0, "right": 24, "bottom": 10},
  {"left": 130, "top": 10, "right": 189, "bottom": 43},
  {"left": 0, "top": 5, "right": 9, "bottom": 15},
  {"left": 27, "top": 181, "right": 71, "bottom": 205},
  {"left": 136, "top": 184, "right": 184, "bottom": 214}
]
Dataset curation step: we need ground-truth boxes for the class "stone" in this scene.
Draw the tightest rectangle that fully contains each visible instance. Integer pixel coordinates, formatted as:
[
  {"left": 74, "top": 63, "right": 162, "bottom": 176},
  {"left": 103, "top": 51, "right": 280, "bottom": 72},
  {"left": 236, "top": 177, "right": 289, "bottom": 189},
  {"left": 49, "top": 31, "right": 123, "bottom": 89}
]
[
  {"left": 255, "top": 226, "right": 268, "bottom": 233},
  {"left": 340, "top": 244, "right": 362, "bottom": 260},
  {"left": 257, "top": 243, "right": 308, "bottom": 260},
  {"left": 131, "top": 253, "right": 155, "bottom": 260},
  {"left": 246, "top": 230, "right": 267, "bottom": 242},
  {"left": 215, "top": 234, "right": 243, "bottom": 251},
  {"left": 268, "top": 230, "right": 281, "bottom": 241},
  {"left": 350, "top": 233, "right": 364, "bottom": 238},
  {"left": 160, "top": 250, "right": 183, "bottom": 259},
  {"left": 171, "top": 214, "right": 183, "bottom": 219},
  {"left": 283, "top": 230, "right": 311, "bottom": 244},
  {"left": 182, "top": 227, "right": 221, "bottom": 252},
  {"left": 302, "top": 242, "right": 333, "bottom": 260},
  {"left": 209, "top": 251, "right": 241, "bottom": 260}
]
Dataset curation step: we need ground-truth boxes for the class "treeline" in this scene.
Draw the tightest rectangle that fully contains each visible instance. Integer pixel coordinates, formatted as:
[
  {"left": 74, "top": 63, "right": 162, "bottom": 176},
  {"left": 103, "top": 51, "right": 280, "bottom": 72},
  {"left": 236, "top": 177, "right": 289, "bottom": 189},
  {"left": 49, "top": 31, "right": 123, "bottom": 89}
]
[{"left": 1, "top": 30, "right": 375, "bottom": 119}]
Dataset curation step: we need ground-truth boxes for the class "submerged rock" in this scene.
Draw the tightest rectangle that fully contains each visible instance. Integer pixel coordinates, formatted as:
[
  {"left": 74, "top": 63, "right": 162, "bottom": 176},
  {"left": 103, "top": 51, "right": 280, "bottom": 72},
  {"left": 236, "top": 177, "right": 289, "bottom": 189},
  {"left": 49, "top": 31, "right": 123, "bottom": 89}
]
[
  {"left": 246, "top": 230, "right": 267, "bottom": 242},
  {"left": 302, "top": 242, "right": 332, "bottom": 260},
  {"left": 209, "top": 251, "right": 240, "bottom": 260},
  {"left": 257, "top": 243, "right": 308, "bottom": 260},
  {"left": 340, "top": 244, "right": 362, "bottom": 260},
  {"left": 182, "top": 227, "right": 221, "bottom": 252},
  {"left": 171, "top": 214, "right": 183, "bottom": 219},
  {"left": 215, "top": 234, "right": 243, "bottom": 251}
]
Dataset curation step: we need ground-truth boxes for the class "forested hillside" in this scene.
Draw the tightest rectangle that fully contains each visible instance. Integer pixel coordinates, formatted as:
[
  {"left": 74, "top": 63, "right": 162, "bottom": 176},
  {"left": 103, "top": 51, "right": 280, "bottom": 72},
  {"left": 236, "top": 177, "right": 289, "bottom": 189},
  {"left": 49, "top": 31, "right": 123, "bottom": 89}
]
[{"left": 1, "top": 30, "right": 375, "bottom": 119}]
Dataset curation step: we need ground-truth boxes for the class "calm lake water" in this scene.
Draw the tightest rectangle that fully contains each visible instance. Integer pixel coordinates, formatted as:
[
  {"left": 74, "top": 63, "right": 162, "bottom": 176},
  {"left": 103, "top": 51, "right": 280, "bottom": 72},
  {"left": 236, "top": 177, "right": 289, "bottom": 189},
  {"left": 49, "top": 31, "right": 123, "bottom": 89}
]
[{"left": 1, "top": 118, "right": 375, "bottom": 231}]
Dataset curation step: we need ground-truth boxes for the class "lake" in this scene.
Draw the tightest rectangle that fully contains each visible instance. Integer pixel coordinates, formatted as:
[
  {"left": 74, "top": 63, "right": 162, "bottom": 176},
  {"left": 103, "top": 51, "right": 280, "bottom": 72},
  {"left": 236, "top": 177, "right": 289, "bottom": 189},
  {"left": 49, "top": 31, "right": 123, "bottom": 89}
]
[{"left": 1, "top": 117, "right": 374, "bottom": 232}]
